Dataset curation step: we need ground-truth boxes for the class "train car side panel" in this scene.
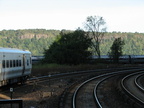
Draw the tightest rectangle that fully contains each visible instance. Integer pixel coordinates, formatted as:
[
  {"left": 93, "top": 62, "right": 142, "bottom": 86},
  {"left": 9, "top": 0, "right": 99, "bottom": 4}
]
[
  {"left": 3, "top": 53, "right": 22, "bottom": 79},
  {"left": 0, "top": 52, "right": 3, "bottom": 82},
  {"left": 0, "top": 48, "right": 32, "bottom": 86}
]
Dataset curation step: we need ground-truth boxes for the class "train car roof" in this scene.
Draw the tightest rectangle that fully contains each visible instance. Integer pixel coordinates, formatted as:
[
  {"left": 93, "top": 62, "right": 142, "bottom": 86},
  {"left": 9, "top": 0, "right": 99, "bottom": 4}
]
[{"left": 0, "top": 48, "right": 31, "bottom": 54}]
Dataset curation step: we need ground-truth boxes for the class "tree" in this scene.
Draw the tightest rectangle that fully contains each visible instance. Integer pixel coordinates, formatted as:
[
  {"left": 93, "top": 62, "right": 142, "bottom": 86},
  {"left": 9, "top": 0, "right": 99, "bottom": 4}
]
[
  {"left": 108, "top": 38, "right": 125, "bottom": 63},
  {"left": 43, "top": 29, "right": 92, "bottom": 65},
  {"left": 84, "top": 16, "right": 107, "bottom": 58}
]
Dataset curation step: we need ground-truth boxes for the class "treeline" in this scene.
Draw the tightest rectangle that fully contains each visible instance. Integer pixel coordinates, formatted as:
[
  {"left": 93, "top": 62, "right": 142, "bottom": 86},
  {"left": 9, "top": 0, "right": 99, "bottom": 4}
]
[
  {"left": 101, "top": 32, "right": 144, "bottom": 55},
  {"left": 0, "top": 29, "right": 144, "bottom": 55},
  {"left": 0, "top": 29, "right": 61, "bottom": 56}
]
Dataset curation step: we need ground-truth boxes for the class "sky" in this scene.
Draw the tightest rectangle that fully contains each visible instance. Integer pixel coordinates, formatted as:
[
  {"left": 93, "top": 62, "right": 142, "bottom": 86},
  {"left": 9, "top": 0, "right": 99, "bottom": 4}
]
[{"left": 0, "top": 0, "right": 144, "bottom": 33}]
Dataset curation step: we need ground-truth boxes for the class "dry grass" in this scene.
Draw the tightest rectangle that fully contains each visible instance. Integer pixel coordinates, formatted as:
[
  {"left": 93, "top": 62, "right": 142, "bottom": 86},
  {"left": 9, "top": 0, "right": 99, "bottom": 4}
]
[{"left": 31, "top": 63, "right": 134, "bottom": 76}]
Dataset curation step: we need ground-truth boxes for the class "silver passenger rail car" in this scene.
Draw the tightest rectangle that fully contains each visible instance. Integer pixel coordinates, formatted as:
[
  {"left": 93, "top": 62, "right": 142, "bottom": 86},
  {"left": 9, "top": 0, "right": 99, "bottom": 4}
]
[{"left": 0, "top": 48, "right": 32, "bottom": 86}]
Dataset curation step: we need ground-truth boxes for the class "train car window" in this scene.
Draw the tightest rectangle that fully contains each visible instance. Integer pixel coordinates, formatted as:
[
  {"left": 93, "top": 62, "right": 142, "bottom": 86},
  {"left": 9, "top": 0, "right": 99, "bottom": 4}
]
[
  {"left": 27, "top": 59, "right": 29, "bottom": 66},
  {"left": 16, "top": 60, "right": 18, "bottom": 67},
  {"left": 13, "top": 60, "right": 16, "bottom": 67},
  {"left": 2, "top": 60, "right": 5, "bottom": 68},
  {"left": 19, "top": 60, "right": 21, "bottom": 66},
  {"left": 10, "top": 60, "right": 13, "bottom": 67},
  {"left": 6, "top": 60, "right": 9, "bottom": 68}
]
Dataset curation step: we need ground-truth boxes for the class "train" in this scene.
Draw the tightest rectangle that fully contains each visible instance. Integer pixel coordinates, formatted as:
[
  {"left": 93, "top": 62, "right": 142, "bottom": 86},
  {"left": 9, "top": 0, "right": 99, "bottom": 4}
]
[
  {"left": 92, "top": 55, "right": 144, "bottom": 64},
  {"left": 0, "top": 48, "right": 32, "bottom": 86},
  {"left": 32, "top": 55, "right": 144, "bottom": 64}
]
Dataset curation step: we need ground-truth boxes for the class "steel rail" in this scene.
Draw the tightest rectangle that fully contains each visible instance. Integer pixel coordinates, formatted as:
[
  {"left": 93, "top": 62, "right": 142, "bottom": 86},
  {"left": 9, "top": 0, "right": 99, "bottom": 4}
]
[
  {"left": 93, "top": 75, "right": 115, "bottom": 108},
  {"left": 61, "top": 67, "right": 143, "bottom": 108},
  {"left": 72, "top": 75, "right": 102, "bottom": 108},
  {"left": 121, "top": 71, "right": 144, "bottom": 105},
  {"left": 72, "top": 68, "right": 144, "bottom": 108},
  {"left": 93, "top": 69, "right": 142, "bottom": 108},
  {"left": 0, "top": 67, "right": 132, "bottom": 94},
  {"left": 135, "top": 73, "right": 144, "bottom": 92}
]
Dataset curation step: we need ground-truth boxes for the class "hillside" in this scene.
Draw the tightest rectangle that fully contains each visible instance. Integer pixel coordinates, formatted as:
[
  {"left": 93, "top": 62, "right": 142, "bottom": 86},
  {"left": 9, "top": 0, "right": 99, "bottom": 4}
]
[
  {"left": 0, "top": 29, "right": 60, "bottom": 56},
  {"left": 0, "top": 29, "right": 144, "bottom": 56},
  {"left": 101, "top": 32, "right": 144, "bottom": 55}
]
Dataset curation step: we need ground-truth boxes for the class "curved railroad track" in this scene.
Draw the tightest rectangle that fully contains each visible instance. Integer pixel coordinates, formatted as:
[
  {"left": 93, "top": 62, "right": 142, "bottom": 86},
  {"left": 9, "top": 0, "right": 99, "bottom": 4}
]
[
  {"left": 0, "top": 67, "right": 144, "bottom": 108},
  {"left": 0, "top": 66, "right": 136, "bottom": 94},
  {"left": 0, "top": 67, "right": 121, "bottom": 97},
  {"left": 61, "top": 68, "right": 144, "bottom": 108},
  {"left": 73, "top": 74, "right": 114, "bottom": 108},
  {"left": 135, "top": 73, "right": 144, "bottom": 91},
  {"left": 121, "top": 71, "right": 144, "bottom": 107}
]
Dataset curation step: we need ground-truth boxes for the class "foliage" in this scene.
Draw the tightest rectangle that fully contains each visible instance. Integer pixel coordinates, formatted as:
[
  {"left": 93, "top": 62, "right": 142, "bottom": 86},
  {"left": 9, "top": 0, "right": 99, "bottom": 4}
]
[
  {"left": 84, "top": 16, "right": 107, "bottom": 58},
  {"left": 0, "top": 29, "right": 60, "bottom": 56},
  {"left": 108, "top": 38, "right": 125, "bottom": 63},
  {"left": 43, "top": 29, "right": 92, "bottom": 65},
  {"left": 0, "top": 29, "right": 144, "bottom": 56}
]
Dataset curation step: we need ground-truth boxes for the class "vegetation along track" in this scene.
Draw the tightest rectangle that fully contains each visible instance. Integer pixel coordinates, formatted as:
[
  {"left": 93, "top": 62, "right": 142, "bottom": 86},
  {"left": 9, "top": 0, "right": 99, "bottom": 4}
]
[
  {"left": 121, "top": 71, "right": 144, "bottom": 107},
  {"left": 61, "top": 67, "right": 144, "bottom": 108}
]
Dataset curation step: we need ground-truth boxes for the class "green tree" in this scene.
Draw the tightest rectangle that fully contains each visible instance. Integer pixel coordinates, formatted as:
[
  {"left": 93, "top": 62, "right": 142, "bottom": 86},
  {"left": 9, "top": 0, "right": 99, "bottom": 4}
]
[
  {"left": 84, "top": 16, "right": 107, "bottom": 58},
  {"left": 108, "top": 38, "right": 125, "bottom": 63},
  {"left": 43, "top": 29, "right": 92, "bottom": 65}
]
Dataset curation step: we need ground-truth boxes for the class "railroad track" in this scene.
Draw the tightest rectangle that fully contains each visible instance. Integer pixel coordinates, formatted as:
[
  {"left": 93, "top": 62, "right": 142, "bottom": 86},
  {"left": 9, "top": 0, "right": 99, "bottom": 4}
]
[
  {"left": 0, "top": 67, "right": 144, "bottom": 108},
  {"left": 26, "top": 66, "right": 138, "bottom": 85},
  {"left": 73, "top": 74, "right": 114, "bottom": 108},
  {"left": 0, "top": 68, "right": 117, "bottom": 95},
  {"left": 60, "top": 68, "right": 144, "bottom": 108},
  {"left": 0, "top": 70, "right": 95, "bottom": 95},
  {"left": 121, "top": 71, "right": 144, "bottom": 107},
  {"left": 135, "top": 73, "right": 144, "bottom": 91}
]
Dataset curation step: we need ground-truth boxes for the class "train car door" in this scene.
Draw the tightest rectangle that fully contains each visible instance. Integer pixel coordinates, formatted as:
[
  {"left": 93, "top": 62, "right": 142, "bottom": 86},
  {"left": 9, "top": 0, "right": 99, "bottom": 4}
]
[
  {"left": 22, "top": 54, "right": 26, "bottom": 76},
  {"left": 1, "top": 53, "right": 6, "bottom": 82},
  {"left": 0, "top": 53, "right": 3, "bottom": 81}
]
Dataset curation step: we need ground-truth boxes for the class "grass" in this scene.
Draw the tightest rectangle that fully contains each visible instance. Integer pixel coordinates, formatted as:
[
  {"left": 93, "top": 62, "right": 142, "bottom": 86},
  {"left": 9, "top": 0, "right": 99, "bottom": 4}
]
[
  {"left": 31, "top": 63, "right": 134, "bottom": 77},
  {"left": 32, "top": 63, "right": 65, "bottom": 69}
]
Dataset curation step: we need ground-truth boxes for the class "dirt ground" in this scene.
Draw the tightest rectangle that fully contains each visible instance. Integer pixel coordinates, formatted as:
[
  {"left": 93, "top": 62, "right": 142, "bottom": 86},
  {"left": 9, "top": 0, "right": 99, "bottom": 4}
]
[{"left": 0, "top": 77, "right": 70, "bottom": 108}]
